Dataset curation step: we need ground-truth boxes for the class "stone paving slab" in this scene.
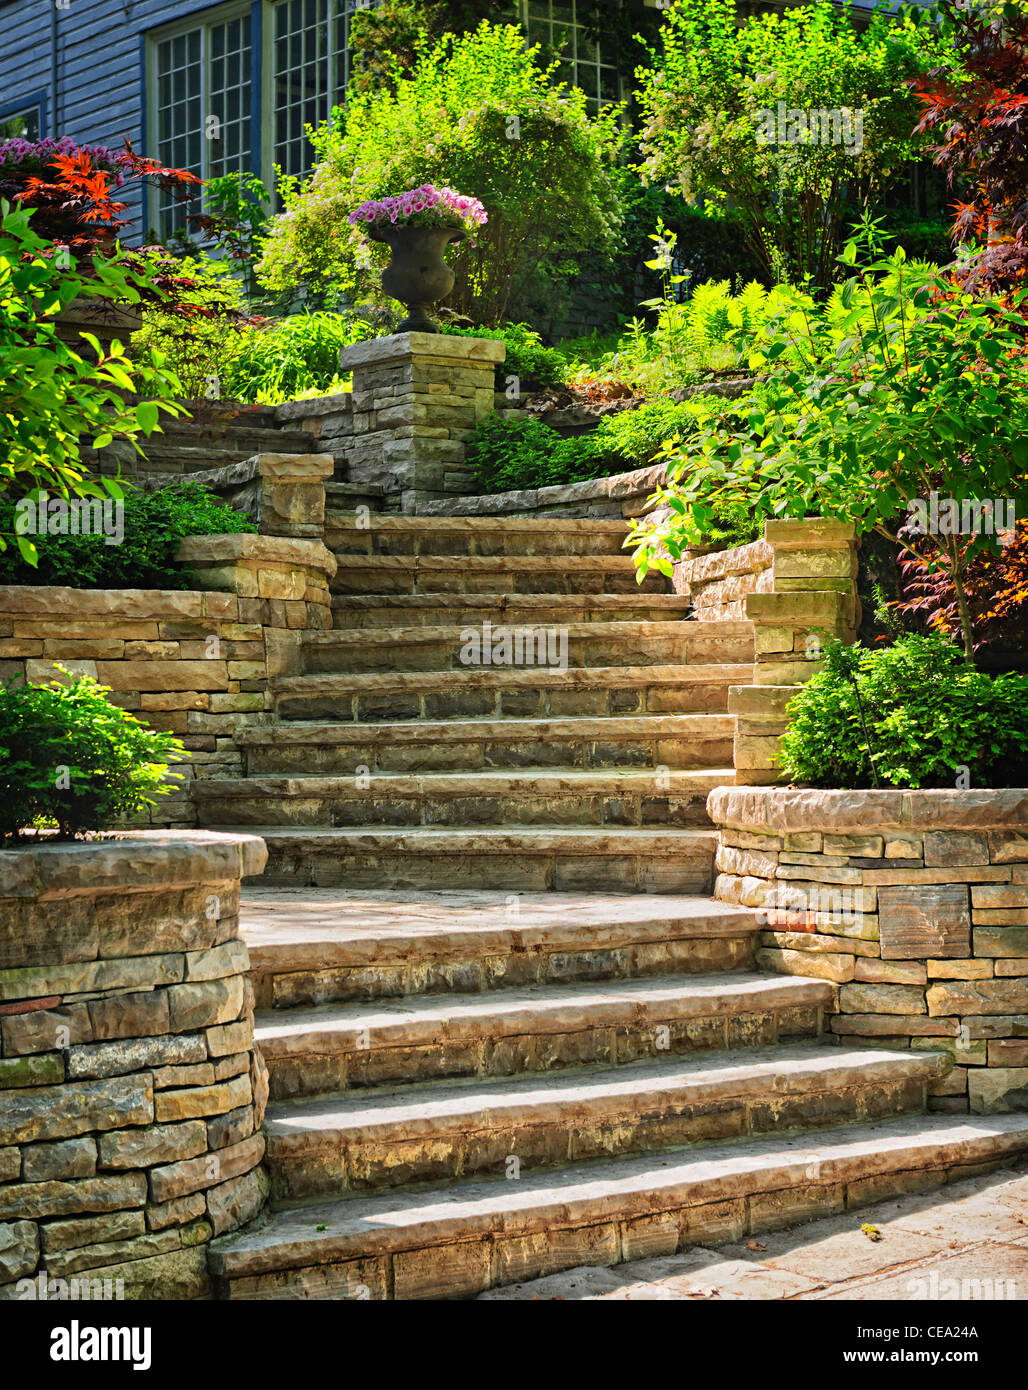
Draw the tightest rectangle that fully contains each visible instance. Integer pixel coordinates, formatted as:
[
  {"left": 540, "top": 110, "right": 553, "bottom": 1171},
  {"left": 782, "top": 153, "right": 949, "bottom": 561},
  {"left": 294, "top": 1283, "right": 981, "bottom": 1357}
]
[{"left": 478, "top": 1161, "right": 1028, "bottom": 1299}]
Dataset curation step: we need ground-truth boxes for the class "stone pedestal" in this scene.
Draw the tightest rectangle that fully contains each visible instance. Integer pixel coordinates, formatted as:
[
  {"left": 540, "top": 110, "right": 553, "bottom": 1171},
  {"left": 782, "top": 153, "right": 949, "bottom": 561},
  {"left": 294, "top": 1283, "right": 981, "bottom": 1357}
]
[{"left": 338, "top": 332, "right": 505, "bottom": 512}]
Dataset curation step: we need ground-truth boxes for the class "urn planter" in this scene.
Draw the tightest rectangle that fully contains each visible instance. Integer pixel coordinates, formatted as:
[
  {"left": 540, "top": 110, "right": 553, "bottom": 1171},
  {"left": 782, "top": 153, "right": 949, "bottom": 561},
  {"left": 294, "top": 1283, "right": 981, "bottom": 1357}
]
[{"left": 368, "top": 222, "right": 465, "bottom": 333}]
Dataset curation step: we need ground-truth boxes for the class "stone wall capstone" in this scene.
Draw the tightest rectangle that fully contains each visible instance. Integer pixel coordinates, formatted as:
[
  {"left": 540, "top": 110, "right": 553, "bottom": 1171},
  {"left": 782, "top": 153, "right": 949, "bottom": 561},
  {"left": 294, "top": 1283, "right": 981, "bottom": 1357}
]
[
  {"left": 709, "top": 787, "right": 1028, "bottom": 1115},
  {"left": 0, "top": 832, "right": 269, "bottom": 1299}
]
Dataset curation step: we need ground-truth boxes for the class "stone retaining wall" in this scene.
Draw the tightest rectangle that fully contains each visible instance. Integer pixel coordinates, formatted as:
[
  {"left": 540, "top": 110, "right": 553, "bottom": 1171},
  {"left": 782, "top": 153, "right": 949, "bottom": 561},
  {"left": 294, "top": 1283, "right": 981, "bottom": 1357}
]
[
  {"left": 710, "top": 788, "right": 1028, "bottom": 1115},
  {"left": 676, "top": 520, "right": 860, "bottom": 784},
  {"left": 0, "top": 536, "right": 335, "bottom": 828},
  {"left": 0, "top": 833, "right": 269, "bottom": 1299}
]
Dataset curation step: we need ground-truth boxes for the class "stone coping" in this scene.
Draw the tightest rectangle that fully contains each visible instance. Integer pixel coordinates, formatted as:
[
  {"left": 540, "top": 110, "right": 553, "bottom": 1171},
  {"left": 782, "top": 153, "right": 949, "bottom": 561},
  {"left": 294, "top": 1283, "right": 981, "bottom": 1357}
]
[
  {"left": 419, "top": 462, "right": 666, "bottom": 518},
  {"left": 0, "top": 584, "right": 237, "bottom": 618},
  {"left": 174, "top": 533, "right": 337, "bottom": 578},
  {"left": 274, "top": 391, "right": 353, "bottom": 423},
  {"left": 708, "top": 786, "right": 1028, "bottom": 834},
  {"left": 0, "top": 830, "right": 268, "bottom": 899},
  {"left": 155, "top": 453, "right": 334, "bottom": 490},
  {"left": 340, "top": 332, "right": 507, "bottom": 370}
]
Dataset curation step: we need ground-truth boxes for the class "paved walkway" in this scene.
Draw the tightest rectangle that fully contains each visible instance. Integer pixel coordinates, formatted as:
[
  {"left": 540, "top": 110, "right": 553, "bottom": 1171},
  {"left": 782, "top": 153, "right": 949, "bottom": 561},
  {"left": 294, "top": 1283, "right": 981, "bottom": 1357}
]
[{"left": 478, "top": 1160, "right": 1028, "bottom": 1300}]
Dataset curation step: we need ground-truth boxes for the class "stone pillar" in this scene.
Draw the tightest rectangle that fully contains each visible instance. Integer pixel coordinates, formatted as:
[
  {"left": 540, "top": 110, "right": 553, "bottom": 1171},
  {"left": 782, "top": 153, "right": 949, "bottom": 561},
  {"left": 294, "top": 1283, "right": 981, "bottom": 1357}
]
[
  {"left": 338, "top": 332, "right": 505, "bottom": 512},
  {"left": 731, "top": 519, "right": 859, "bottom": 784}
]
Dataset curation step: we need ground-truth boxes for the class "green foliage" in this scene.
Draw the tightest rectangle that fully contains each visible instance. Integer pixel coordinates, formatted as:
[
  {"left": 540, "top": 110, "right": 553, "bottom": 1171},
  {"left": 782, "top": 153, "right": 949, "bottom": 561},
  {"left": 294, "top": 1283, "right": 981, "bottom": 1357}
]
[
  {"left": 217, "top": 312, "right": 377, "bottom": 404},
  {"left": 627, "top": 224, "right": 1028, "bottom": 660},
  {"left": 0, "top": 673, "right": 184, "bottom": 841},
  {"left": 0, "top": 482, "right": 255, "bottom": 590},
  {"left": 779, "top": 636, "right": 1028, "bottom": 789},
  {"left": 464, "top": 396, "right": 760, "bottom": 545},
  {"left": 437, "top": 321, "right": 568, "bottom": 391},
  {"left": 0, "top": 203, "right": 186, "bottom": 553},
  {"left": 131, "top": 253, "right": 248, "bottom": 403},
  {"left": 256, "top": 22, "right": 625, "bottom": 323},
  {"left": 635, "top": 0, "right": 942, "bottom": 288},
  {"left": 133, "top": 263, "right": 376, "bottom": 404}
]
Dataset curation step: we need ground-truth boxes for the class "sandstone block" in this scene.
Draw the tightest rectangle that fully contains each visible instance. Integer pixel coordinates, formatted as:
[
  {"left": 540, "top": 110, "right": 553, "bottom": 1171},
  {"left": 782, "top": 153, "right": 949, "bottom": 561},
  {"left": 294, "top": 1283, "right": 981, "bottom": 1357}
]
[
  {"left": 98, "top": 1121, "right": 208, "bottom": 1170},
  {"left": 0, "top": 1074, "right": 152, "bottom": 1145},
  {"left": 148, "top": 1132, "right": 263, "bottom": 1204},
  {"left": 22, "top": 1137, "right": 96, "bottom": 1183},
  {"left": 41, "top": 1209, "right": 145, "bottom": 1253},
  {"left": 878, "top": 884, "right": 971, "bottom": 959},
  {"left": 839, "top": 983, "right": 927, "bottom": 1015},
  {"left": 153, "top": 1072, "right": 251, "bottom": 1123},
  {"left": 0, "top": 1221, "right": 39, "bottom": 1283},
  {"left": 167, "top": 977, "right": 245, "bottom": 1033}
]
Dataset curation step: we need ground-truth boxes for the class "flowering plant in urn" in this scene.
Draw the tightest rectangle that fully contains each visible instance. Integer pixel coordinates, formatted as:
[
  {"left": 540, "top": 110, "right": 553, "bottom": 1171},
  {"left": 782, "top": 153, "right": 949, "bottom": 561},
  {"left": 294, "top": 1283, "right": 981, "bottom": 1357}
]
[{"left": 348, "top": 184, "right": 487, "bottom": 332}]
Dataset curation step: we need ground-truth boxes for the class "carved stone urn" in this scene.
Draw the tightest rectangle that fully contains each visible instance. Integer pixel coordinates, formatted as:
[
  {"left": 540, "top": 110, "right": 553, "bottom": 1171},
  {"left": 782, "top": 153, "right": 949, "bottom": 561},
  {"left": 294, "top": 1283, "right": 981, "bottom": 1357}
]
[{"left": 367, "top": 222, "right": 465, "bottom": 333}]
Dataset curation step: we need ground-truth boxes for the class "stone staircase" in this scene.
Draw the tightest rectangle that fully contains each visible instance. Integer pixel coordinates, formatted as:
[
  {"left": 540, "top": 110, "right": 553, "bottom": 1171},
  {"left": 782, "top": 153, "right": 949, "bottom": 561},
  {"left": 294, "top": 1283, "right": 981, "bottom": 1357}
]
[{"left": 198, "top": 512, "right": 1028, "bottom": 1299}]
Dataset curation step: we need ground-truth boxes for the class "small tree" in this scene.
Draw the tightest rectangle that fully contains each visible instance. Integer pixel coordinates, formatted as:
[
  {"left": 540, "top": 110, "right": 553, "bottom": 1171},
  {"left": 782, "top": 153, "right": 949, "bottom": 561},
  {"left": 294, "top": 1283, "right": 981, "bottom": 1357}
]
[
  {"left": 256, "top": 22, "right": 625, "bottom": 323},
  {"left": 0, "top": 204, "right": 186, "bottom": 561},
  {"left": 635, "top": 0, "right": 941, "bottom": 289},
  {"left": 910, "top": 0, "right": 1028, "bottom": 291},
  {"left": 627, "top": 228, "right": 1028, "bottom": 663}
]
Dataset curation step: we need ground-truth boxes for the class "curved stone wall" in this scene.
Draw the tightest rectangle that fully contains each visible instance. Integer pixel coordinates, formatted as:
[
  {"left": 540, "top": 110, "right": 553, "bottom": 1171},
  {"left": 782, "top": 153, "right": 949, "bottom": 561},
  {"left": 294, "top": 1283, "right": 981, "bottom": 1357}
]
[
  {"left": 709, "top": 788, "right": 1028, "bottom": 1115},
  {"left": 0, "top": 832, "right": 268, "bottom": 1300}
]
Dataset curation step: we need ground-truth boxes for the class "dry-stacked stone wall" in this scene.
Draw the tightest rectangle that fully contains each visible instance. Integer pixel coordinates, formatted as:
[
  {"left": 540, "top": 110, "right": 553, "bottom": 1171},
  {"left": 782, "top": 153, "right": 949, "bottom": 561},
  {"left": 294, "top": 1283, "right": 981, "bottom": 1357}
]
[
  {"left": 0, "top": 832, "right": 268, "bottom": 1299},
  {"left": 710, "top": 788, "right": 1028, "bottom": 1115},
  {"left": 0, "top": 535, "right": 335, "bottom": 829}
]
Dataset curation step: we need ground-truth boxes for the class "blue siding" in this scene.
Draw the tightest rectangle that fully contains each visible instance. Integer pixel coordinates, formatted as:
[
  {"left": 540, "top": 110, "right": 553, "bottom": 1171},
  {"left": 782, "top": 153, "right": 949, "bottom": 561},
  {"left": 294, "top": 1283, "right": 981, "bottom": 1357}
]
[{"left": 0, "top": 0, "right": 212, "bottom": 241}]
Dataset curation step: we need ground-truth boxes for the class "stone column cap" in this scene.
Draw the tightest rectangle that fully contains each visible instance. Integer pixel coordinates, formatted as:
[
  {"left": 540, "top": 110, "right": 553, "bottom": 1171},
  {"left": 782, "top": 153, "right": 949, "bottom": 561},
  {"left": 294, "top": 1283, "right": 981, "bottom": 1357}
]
[
  {"left": 340, "top": 332, "right": 506, "bottom": 370},
  {"left": 707, "top": 786, "right": 1028, "bottom": 834}
]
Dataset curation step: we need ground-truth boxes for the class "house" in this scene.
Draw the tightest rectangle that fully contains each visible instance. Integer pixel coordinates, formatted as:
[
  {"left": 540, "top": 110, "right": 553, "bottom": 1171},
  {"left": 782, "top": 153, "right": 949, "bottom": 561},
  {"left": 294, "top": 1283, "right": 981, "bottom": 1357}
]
[{"left": 0, "top": 0, "right": 922, "bottom": 243}]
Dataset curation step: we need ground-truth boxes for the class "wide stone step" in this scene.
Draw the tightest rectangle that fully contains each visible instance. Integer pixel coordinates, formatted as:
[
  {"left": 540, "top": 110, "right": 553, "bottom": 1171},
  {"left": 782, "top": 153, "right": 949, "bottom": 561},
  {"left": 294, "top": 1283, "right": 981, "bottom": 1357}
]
[
  {"left": 242, "top": 888, "right": 760, "bottom": 1009},
  {"left": 254, "top": 971, "right": 831, "bottom": 1099},
  {"left": 209, "top": 1114, "right": 1028, "bottom": 1298},
  {"left": 235, "top": 714, "right": 735, "bottom": 775},
  {"left": 192, "top": 768, "right": 733, "bottom": 830},
  {"left": 330, "top": 592, "right": 694, "bottom": 629},
  {"left": 299, "top": 621, "right": 753, "bottom": 676},
  {"left": 271, "top": 663, "right": 754, "bottom": 721},
  {"left": 329, "top": 553, "right": 667, "bottom": 596},
  {"left": 262, "top": 1044, "right": 948, "bottom": 1199},
  {"left": 236, "top": 824, "right": 720, "bottom": 893},
  {"left": 325, "top": 512, "right": 632, "bottom": 558}
]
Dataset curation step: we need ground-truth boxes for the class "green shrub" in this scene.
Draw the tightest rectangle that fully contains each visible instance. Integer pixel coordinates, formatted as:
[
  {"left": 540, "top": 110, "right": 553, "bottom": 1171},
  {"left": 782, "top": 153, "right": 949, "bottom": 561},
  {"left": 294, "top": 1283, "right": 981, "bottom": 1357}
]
[
  {"left": 436, "top": 322, "right": 567, "bottom": 392},
  {"left": 465, "top": 413, "right": 608, "bottom": 493},
  {"left": 0, "top": 673, "right": 184, "bottom": 841},
  {"left": 0, "top": 203, "right": 184, "bottom": 540},
  {"left": 256, "top": 22, "right": 625, "bottom": 323},
  {"left": 0, "top": 482, "right": 256, "bottom": 590},
  {"left": 779, "top": 636, "right": 1028, "bottom": 789}
]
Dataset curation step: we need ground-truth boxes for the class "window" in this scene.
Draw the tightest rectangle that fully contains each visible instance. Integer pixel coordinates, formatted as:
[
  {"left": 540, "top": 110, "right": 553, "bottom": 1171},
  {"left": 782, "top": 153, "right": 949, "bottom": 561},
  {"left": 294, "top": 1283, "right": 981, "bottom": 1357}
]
[
  {"left": 271, "top": 0, "right": 369, "bottom": 186},
  {"left": 152, "top": 7, "right": 253, "bottom": 237},
  {"left": 522, "top": 0, "right": 621, "bottom": 112},
  {"left": 0, "top": 105, "right": 41, "bottom": 141}
]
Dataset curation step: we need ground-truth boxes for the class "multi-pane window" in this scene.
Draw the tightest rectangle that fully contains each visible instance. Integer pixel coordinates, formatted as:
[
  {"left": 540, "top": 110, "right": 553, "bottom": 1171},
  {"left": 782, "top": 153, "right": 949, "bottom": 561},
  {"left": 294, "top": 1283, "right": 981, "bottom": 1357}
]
[
  {"left": 270, "top": 0, "right": 369, "bottom": 186},
  {"left": 523, "top": 0, "right": 620, "bottom": 111},
  {"left": 0, "top": 105, "right": 41, "bottom": 141},
  {"left": 153, "top": 13, "right": 252, "bottom": 237}
]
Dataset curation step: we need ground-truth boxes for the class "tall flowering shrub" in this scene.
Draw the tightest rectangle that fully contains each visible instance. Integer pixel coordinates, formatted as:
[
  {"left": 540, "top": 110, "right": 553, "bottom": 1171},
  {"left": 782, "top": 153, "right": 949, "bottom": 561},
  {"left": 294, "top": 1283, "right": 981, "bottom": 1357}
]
[{"left": 257, "top": 23, "right": 624, "bottom": 323}]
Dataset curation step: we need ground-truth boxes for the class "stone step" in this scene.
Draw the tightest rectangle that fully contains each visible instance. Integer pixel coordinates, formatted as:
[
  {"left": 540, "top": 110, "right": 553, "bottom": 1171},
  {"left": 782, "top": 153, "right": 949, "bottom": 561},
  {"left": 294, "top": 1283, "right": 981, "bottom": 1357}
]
[
  {"left": 262, "top": 1044, "right": 948, "bottom": 1200},
  {"left": 133, "top": 436, "right": 315, "bottom": 471},
  {"left": 209, "top": 1114, "right": 1028, "bottom": 1298},
  {"left": 192, "top": 768, "right": 734, "bottom": 830},
  {"left": 241, "top": 888, "right": 760, "bottom": 1010},
  {"left": 236, "top": 824, "right": 720, "bottom": 893},
  {"left": 325, "top": 513, "right": 632, "bottom": 558},
  {"left": 329, "top": 553, "right": 668, "bottom": 596},
  {"left": 330, "top": 593, "right": 694, "bottom": 629},
  {"left": 299, "top": 621, "right": 753, "bottom": 676},
  {"left": 271, "top": 663, "right": 754, "bottom": 721},
  {"left": 254, "top": 970, "right": 831, "bottom": 1099},
  {"left": 325, "top": 483, "right": 388, "bottom": 512},
  {"left": 235, "top": 714, "right": 735, "bottom": 775}
]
